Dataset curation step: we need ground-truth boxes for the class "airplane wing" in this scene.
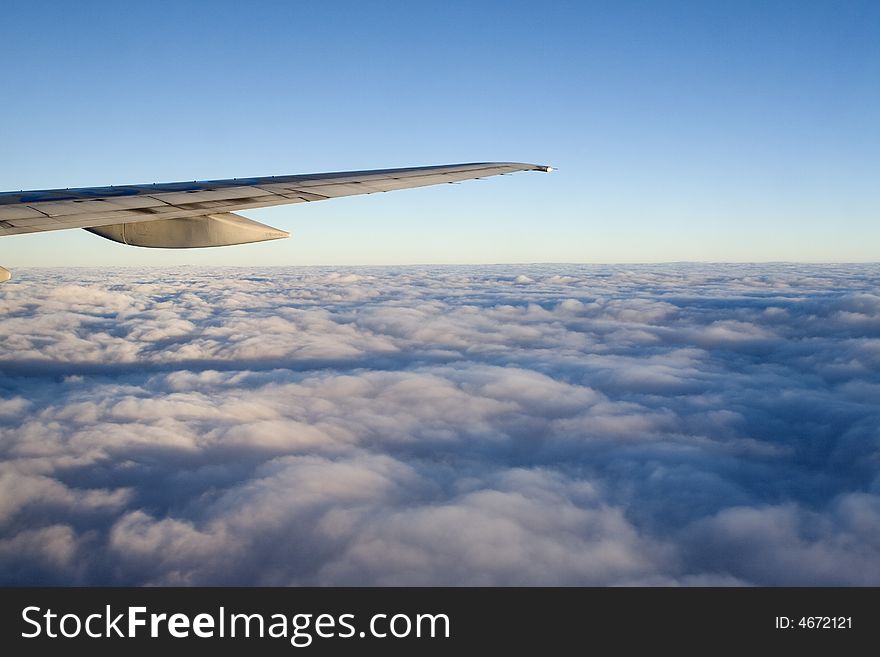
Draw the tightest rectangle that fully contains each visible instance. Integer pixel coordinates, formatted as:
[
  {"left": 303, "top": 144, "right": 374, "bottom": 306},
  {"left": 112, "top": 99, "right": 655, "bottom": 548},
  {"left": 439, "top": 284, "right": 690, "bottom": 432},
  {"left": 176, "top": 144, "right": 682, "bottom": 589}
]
[
  {"left": 0, "top": 161, "right": 550, "bottom": 281},
  {"left": 0, "top": 162, "right": 551, "bottom": 239}
]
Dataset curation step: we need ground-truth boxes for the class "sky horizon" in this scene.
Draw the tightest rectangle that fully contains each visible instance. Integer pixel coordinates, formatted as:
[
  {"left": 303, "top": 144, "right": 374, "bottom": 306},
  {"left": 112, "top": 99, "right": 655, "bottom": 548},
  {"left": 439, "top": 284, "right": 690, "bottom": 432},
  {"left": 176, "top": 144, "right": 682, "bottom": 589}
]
[
  {"left": 2, "top": 1, "right": 878, "bottom": 265},
  {"left": 7, "top": 258, "right": 880, "bottom": 268}
]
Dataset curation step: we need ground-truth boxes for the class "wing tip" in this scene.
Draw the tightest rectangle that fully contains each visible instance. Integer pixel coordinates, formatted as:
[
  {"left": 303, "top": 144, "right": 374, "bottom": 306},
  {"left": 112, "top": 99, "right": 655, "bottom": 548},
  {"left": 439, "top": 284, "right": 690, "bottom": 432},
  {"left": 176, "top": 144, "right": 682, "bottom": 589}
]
[{"left": 499, "top": 162, "right": 553, "bottom": 173}]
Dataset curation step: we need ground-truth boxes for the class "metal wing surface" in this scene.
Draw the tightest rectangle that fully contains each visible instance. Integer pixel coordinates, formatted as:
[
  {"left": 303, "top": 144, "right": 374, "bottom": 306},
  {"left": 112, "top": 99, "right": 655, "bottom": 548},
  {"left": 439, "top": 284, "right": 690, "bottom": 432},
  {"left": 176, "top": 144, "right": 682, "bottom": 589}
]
[{"left": 0, "top": 162, "right": 551, "bottom": 238}]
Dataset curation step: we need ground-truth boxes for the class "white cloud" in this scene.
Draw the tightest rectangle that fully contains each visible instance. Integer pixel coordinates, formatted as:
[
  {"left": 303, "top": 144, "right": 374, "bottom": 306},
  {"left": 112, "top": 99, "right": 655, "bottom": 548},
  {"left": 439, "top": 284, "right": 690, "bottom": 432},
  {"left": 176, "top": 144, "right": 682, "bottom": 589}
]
[{"left": 0, "top": 263, "right": 878, "bottom": 584}]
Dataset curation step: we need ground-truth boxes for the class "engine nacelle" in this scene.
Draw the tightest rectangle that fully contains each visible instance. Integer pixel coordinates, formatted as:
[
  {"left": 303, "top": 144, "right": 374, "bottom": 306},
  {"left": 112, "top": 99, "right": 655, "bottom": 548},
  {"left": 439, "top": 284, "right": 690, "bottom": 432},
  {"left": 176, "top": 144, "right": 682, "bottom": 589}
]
[{"left": 85, "top": 212, "right": 288, "bottom": 248}]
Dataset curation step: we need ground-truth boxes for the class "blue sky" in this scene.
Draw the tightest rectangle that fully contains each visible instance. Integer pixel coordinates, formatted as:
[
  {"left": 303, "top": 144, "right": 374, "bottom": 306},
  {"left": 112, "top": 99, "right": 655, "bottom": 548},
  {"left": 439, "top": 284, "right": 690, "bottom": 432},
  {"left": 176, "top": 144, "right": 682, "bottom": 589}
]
[{"left": 1, "top": 0, "right": 878, "bottom": 265}]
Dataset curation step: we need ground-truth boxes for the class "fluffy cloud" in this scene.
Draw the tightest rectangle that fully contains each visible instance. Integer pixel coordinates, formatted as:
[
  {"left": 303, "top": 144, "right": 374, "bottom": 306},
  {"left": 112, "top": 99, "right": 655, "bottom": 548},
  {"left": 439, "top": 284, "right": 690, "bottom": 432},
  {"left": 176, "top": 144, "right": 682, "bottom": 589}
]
[{"left": 0, "top": 264, "right": 878, "bottom": 585}]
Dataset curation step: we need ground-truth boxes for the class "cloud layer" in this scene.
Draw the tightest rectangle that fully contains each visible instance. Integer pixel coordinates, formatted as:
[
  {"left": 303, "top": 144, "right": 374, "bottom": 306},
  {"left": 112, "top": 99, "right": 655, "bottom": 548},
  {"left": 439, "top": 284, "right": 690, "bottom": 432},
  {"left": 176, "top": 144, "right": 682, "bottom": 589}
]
[{"left": 1, "top": 264, "right": 879, "bottom": 585}]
